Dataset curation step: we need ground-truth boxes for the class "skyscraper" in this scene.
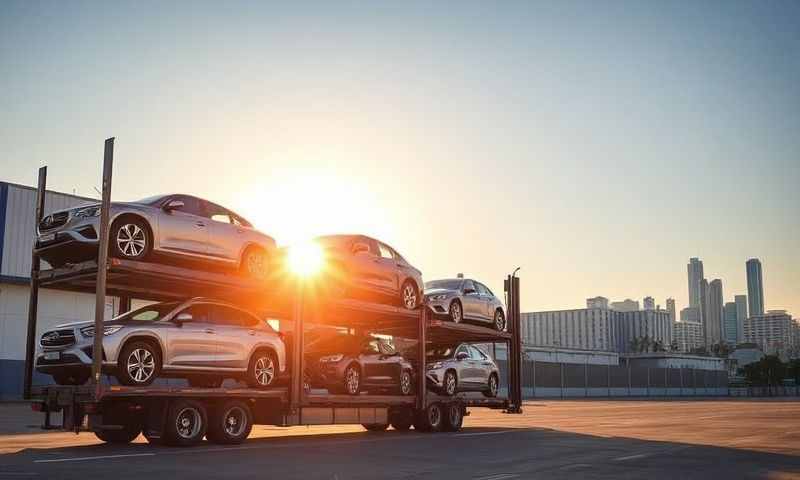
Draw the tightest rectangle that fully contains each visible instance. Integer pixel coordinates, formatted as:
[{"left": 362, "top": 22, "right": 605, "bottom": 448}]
[
  {"left": 699, "top": 278, "right": 709, "bottom": 344},
  {"left": 746, "top": 259, "right": 764, "bottom": 316},
  {"left": 706, "top": 279, "right": 724, "bottom": 346},
  {"left": 687, "top": 258, "right": 704, "bottom": 309},
  {"left": 666, "top": 298, "right": 676, "bottom": 322},
  {"left": 734, "top": 295, "right": 747, "bottom": 345},
  {"left": 643, "top": 296, "right": 655, "bottom": 311},
  {"left": 723, "top": 302, "right": 738, "bottom": 345}
]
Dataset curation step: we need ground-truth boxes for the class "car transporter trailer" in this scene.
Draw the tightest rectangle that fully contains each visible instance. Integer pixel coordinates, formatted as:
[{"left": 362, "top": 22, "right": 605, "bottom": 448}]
[{"left": 21, "top": 138, "right": 524, "bottom": 446}]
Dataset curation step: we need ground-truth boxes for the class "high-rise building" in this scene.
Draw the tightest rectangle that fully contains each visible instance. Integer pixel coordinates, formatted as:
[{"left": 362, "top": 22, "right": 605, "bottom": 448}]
[
  {"left": 744, "top": 310, "right": 794, "bottom": 355},
  {"left": 699, "top": 278, "right": 709, "bottom": 344},
  {"left": 586, "top": 296, "right": 609, "bottom": 309},
  {"left": 610, "top": 299, "right": 640, "bottom": 312},
  {"left": 706, "top": 279, "right": 724, "bottom": 346},
  {"left": 746, "top": 259, "right": 765, "bottom": 316},
  {"left": 687, "top": 258, "right": 704, "bottom": 309},
  {"left": 673, "top": 320, "right": 703, "bottom": 353},
  {"left": 666, "top": 298, "right": 676, "bottom": 322},
  {"left": 723, "top": 302, "right": 738, "bottom": 345},
  {"left": 643, "top": 296, "right": 655, "bottom": 311},
  {"left": 734, "top": 295, "right": 747, "bottom": 345},
  {"left": 680, "top": 307, "right": 700, "bottom": 323}
]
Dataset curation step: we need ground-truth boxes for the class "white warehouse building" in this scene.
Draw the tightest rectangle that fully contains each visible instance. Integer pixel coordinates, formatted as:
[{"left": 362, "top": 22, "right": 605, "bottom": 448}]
[{"left": 0, "top": 181, "right": 122, "bottom": 399}]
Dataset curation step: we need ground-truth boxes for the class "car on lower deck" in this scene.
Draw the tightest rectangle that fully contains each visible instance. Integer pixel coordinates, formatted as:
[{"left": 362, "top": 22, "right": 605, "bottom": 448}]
[
  {"left": 426, "top": 343, "right": 499, "bottom": 397},
  {"left": 36, "top": 298, "right": 286, "bottom": 388},
  {"left": 34, "top": 194, "right": 276, "bottom": 278},
  {"left": 424, "top": 278, "right": 506, "bottom": 331},
  {"left": 305, "top": 332, "right": 414, "bottom": 395}
]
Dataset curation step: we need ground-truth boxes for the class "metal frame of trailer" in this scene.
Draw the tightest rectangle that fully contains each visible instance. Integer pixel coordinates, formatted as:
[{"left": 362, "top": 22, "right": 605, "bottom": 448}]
[{"left": 23, "top": 138, "right": 523, "bottom": 445}]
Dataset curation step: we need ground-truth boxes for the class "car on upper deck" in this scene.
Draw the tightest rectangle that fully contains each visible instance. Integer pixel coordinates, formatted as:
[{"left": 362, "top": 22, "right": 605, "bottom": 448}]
[{"left": 424, "top": 278, "right": 506, "bottom": 331}]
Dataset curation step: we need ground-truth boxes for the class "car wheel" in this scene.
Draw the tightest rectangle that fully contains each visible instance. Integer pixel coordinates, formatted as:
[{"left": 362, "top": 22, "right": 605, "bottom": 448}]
[
  {"left": 163, "top": 399, "right": 207, "bottom": 447},
  {"left": 398, "top": 370, "right": 413, "bottom": 396},
  {"left": 241, "top": 246, "right": 268, "bottom": 279},
  {"left": 94, "top": 424, "right": 142, "bottom": 444},
  {"left": 207, "top": 400, "right": 253, "bottom": 445},
  {"left": 443, "top": 370, "right": 457, "bottom": 396},
  {"left": 449, "top": 300, "right": 463, "bottom": 323},
  {"left": 53, "top": 372, "right": 90, "bottom": 386},
  {"left": 483, "top": 373, "right": 499, "bottom": 398},
  {"left": 494, "top": 309, "right": 506, "bottom": 331},
  {"left": 414, "top": 403, "right": 444, "bottom": 432},
  {"left": 401, "top": 281, "right": 418, "bottom": 310},
  {"left": 111, "top": 217, "right": 151, "bottom": 261},
  {"left": 344, "top": 364, "right": 361, "bottom": 395},
  {"left": 117, "top": 340, "right": 161, "bottom": 386},
  {"left": 362, "top": 423, "right": 389, "bottom": 432},
  {"left": 187, "top": 375, "right": 223, "bottom": 388},
  {"left": 247, "top": 350, "right": 277, "bottom": 389},
  {"left": 442, "top": 403, "right": 464, "bottom": 432}
]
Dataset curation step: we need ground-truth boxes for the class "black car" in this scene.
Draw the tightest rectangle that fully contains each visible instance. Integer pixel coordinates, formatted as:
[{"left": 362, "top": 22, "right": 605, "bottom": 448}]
[{"left": 305, "top": 333, "right": 414, "bottom": 396}]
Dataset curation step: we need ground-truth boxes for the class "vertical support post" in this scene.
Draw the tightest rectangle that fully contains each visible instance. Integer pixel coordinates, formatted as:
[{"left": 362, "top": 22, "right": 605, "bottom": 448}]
[
  {"left": 290, "top": 280, "right": 304, "bottom": 412},
  {"left": 118, "top": 296, "right": 131, "bottom": 314},
  {"left": 92, "top": 138, "right": 114, "bottom": 394},
  {"left": 505, "top": 274, "right": 522, "bottom": 413},
  {"left": 532, "top": 357, "right": 536, "bottom": 398},
  {"left": 23, "top": 167, "right": 47, "bottom": 400},
  {"left": 416, "top": 300, "right": 427, "bottom": 411}
]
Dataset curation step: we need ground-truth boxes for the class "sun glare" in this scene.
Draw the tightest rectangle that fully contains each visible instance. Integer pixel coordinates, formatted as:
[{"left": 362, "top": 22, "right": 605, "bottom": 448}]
[{"left": 287, "top": 241, "right": 324, "bottom": 277}]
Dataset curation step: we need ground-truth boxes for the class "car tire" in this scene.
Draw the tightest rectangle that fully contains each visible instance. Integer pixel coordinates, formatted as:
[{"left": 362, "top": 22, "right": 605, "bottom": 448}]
[
  {"left": 110, "top": 217, "right": 151, "bottom": 261},
  {"left": 343, "top": 363, "right": 361, "bottom": 395},
  {"left": 116, "top": 340, "right": 161, "bottom": 386},
  {"left": 401, "top": 280, "right": 418, "bottom": 310},
  {"left": 494, "top": 309, "right": 506, "bottom": 332},
  {"left": 414, "top": 403, "right": 444, "bottom": 432},
  {"left": 187, "top": 375, "right": 223, "bottom": 388},
  {"left": 240, "top": 246, "right": 268, "bottom": 279},
  {"left": 207, "top": 400, "right": 253, "bottom": 445},
  {"left": 94, "top": 424, "right": 142, "bottom": 444},
  {"left": 53, "top": 371, "right": 90, "bottom": 386},
  {"left": 443, "top": 370, "right": 457, "bottom": 396},
  {"left": 398, "top": 369, "right": 413, "bottom": 396},
  {"left": 483, "top": 373, "right": 499, "bottom": 398},
  {"left": 362, "top": 423, "right": 389, "bottom": 432},
  {"left": 163, "top": 399, "right": 208, "bottom": 447},
  {"left": 449, "top": 300, "right": 463, "bottom": 323},
  {"left": 246, "top": 350, "right": 278, "bottom": 389},
  {"left": 442, "top": 403, "right": 464, "bottom": 432}
]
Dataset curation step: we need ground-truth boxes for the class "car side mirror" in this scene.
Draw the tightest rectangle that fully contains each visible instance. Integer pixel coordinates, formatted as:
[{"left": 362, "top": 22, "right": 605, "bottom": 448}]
[
  {"left": 456, "top": 352, "right": 469, "bottom": 361},
  {"left": 463, "top": 288, "right": 476, "bottom": 295},
  {"left": 352, "top": 242, "right": 370, "bottom": 255},
  {"left": 175, "top": 312, "right": 193, "bottom": 325},
  {"left": 164, "top": 199, "right": 184, "bottom": 212}
]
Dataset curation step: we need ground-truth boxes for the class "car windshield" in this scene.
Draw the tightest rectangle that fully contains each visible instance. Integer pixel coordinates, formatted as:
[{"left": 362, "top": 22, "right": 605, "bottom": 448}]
[
  {"left": 427, "top": 346, "right": 457, "bottom": 360},
  {"left": 134, "top": 194, "right": 168, "bottom": 206},
  {"left": 112, "top": 302, "right": 180, "bottom": 322},
  {"left": 425, "top": 280, "right": 463, "bottom": 291}
]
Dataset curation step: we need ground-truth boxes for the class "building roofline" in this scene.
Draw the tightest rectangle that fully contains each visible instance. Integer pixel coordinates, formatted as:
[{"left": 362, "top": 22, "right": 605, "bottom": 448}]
[{"left": 0, "top": 180, "right": 98, "bottom": 203}]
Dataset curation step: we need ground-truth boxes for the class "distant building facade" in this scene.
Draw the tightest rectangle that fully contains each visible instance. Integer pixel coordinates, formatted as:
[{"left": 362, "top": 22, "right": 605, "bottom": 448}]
[
  {"left": 680, "top": 307, "right": 700, "bottom": 323},
  {"left": 610, "top": 299, "right": 640, "bottom": 312},
  {"left": 723, "top": 302, "right": 738, "bottom": 345},
  {"left": 643, "top": 296, "right": 655, "bottom": 311},
  {"left": 706, "top": 279, "right": 724, "bottom": 345},
  {"left": 746, "top": 258, "right": 764, "bottom": 316},
  {"left": 734, "top": 295, "right": 747, "bottom": 344},
  {"left": 699, "top": 278, "right": 709, "bottom": 343},
  {"left": 673, "top": 320, "right": 703, "bottom": 353},
  {"left": 666, "top": 298, "right": 676, "bottom": 322},
  {"left": 687, "top": 257, "right": 704, "bottom": 309},
  {"left": 744, "top": 310, "right": 794, "bottom": 354},
  {"left": 586, "top": 296, "right": 609, "bottom": 310}
]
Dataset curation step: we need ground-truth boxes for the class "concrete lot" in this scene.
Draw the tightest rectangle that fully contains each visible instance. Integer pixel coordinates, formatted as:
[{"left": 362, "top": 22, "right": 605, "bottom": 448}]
[{"left": 0, "top": 399, "right": 798, "bottom": 479}]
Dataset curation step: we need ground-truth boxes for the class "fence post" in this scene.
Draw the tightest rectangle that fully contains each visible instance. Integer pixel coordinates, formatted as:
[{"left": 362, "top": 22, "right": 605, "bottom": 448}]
[
  {"left": 627, "top": 361, "right": 631, "bottom": 396},
  {"left": 646, "top": 367, "right": 650, "bottom": 397},
  {"left": 607, "top": 363, "right": 611, "bottom": 397},
  {"left": 584, "top": 359, "right": 588, "bottom": 398},
  {"left": 532, "top": 358, "right": 536, "bottom": 398},
  {"left": 560, "top": 362, "right": 565, "bottom": 399}
]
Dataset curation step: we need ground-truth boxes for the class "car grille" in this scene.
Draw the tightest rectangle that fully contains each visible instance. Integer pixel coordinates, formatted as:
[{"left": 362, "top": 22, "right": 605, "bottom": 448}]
[
  {"left": 39, "top": 211, "right": 69, "bottom": 232},
  {"left": 40, "top": 329, "right": 76, "bottom": 347}
]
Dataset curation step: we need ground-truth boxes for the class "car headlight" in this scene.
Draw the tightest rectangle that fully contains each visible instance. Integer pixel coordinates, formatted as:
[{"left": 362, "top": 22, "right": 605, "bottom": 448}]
[
  {"left": 80, "top": 325, "right": 123, "bottom": 337},
  {"left": 74, "top": 206, "right": 101, "bottom": 218},
  {"left": 319, "top": 354, "right": 344, "bottom": 363},
  {"left": 427, "top": 362, "right": 443, "bottom": 370},
  {"left": 429, "top": 294, "right": 449, "bottom": 301}
]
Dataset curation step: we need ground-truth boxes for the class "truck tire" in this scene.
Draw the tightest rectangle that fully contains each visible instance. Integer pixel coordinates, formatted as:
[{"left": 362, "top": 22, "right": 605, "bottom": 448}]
[
  {"left": 414, "top": 403, "right": 443, "bottom": 432},
  {"left": 94, "top": 424, "right": 141, "bottom": 444},
  {"left": 207, "top": 400, "right": 253, "bottom": 445},
  {"left": 442, "top": 403, "right": 464, "bottom": 432},
  {"left": 163, "top": 399, "right": 208, "bottom": 447}
]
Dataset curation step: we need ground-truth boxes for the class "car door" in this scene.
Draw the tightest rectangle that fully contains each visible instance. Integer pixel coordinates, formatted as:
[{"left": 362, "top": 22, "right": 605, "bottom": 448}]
[
  {"left": 156, "top": 195, "right": 210, "bottom": 257},
  {"left": 204, "top": 202, "right": 243, "bottom": 263},
  {"left": 165, "top": 303, "right": 219, "bottom": 368},
  {"left": 460, "top": 280, "right": 483, "bottom": 321},
  {"left": 475, "top": 282, "right": 494, "bottom": 323},
  {"left": 348, "top": 237, "right": 385, "bottom": 301},
  {"left": 359, "top": 338, "right": 384, "bottom": 385},
  {"left": 208, "top": 305, "right": 253, "bottom": 370},
  {"left": 374, "top": 339, "right": 402, "bottom": 386},
  {"left": 375, "top": 241, "right": 402, "bottom": 297},
  {"left": 453, "top": 344, "right": 476, "bottom": 385},
  {"left": 469, "top": 345, "right": 493, "bottom": 386}
]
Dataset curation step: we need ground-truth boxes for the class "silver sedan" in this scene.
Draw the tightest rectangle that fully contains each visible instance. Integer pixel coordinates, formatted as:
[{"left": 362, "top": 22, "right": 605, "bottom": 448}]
[
  {"left": 424, "top": 278, "right": 507, "bottom": 331},
  {"left": 426, "top": 343, "right": 499, "bottom": 397},
  {"left": 35, "top": 298, "right": 287, "bottom": 388},
  {"left": 34, "top": 194, "right": 276, "bottom": 278}
]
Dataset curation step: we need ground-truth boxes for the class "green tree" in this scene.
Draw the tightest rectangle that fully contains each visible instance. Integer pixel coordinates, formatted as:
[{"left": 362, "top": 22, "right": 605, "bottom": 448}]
[{"left": 742, "top": 355, "right": 787, "bottom": 386}]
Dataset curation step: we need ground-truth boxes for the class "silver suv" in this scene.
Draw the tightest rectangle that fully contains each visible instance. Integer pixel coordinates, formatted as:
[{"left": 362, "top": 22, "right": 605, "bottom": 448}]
[
  {"left": 36, "top": 298, "right": 286, "bottom": 388},
  {"left": 34, "top": 194, "right": 276, "bottom": 278},
  {"left": 426, "top": 343, "right": 499, "bottom": 397},
  {"left": 424, "top": 278, "right": 506, "bottom": 331}
]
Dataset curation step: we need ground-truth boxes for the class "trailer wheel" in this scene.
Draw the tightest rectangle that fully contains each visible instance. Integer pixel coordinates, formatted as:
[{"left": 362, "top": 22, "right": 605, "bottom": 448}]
[
  {"left": 163, "top": 400, "right": 208, "bottom": 447},
  {"left": 442, "top": 403, "right": 464, "bottom": 432},
  {"left": 362, "top": 423, "right": 389, "bottom": 432},
  {"left": 414, "top": 403, "right": 443, "bottom": 432},
  {"left": 94, "top": 424, "right": 142, "bottom": 444},
  {"left": 207, "top": 400, "right": 253, "bottom": 445}
]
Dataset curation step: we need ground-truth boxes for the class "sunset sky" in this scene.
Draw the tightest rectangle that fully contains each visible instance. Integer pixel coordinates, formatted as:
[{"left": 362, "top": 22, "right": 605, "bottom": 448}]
[{"left": 1, "top": 1, "right": 798, "bottom": 314}]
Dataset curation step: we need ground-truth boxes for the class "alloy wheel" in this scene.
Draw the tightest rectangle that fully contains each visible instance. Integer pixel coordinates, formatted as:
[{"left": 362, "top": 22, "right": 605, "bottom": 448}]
[
  {"left": 223, "top": 407, "right": 247, "bottom": 437},
  {"left": 450, "top": 302, "right": 462, "bottom": 323},
  {"left": 402, "top": 283, "right": 417, "bottom": 309},
  {"left": 495, "top": 311, "right": 506, "bottom": 331},
  {"left": 445, "top": 371, "right": 457, "bottom": 396},
  {"left": 246, "top": 250, "right": 267, "bottom": 278},
  {"left": 116, "top": 223, "right": 146, "bottom": 258},
  {"left": 127, "top": 348, "right": 155, "bottom": 383},
  {"left": 254, "top": 356, "right": 275, "bottom": 386},
  {"left": 400, "top": 371, "right": 412, "bottom": 395},
  {"left": 489, "top": 375, "right": 498, "bottom": 396},
  {"left": 175, "top": 407, "right": 202, "bottom": 440},
  {"left": 345, "top": 366, "right": 360, "bottom": 395}
]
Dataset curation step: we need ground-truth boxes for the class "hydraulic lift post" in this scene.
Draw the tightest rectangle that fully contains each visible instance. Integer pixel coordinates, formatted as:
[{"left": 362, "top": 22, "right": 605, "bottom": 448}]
[
  {"left": 92, "top": 138, "right": 114, "bottom": 393},
  {"left": 22, "top": 167, "right": 47, "bottom": 400}
]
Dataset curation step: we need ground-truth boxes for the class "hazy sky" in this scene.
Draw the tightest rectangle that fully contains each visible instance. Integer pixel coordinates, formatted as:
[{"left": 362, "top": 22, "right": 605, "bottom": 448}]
[{"left": 1, "top": 1, "right": 798, "bottom": 314}]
